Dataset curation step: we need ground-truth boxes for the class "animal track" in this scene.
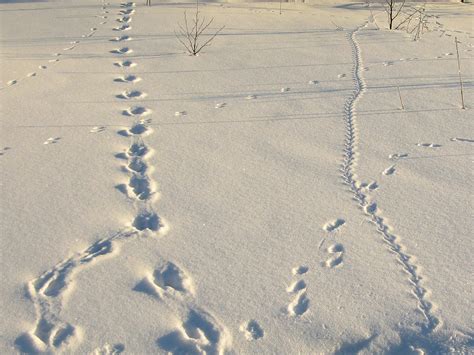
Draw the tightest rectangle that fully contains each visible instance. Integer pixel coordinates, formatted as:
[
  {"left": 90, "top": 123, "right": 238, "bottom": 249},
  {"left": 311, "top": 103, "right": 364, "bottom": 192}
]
[
  {"left": 111, "top": 35, "right": 132, "bottom": 42},
  {"left": 114, "top": 75, "right": 141, "bottom": 83},
  {"left": 322, "top": 243, "right": 344, "bottom": 268},
  {"left": 111, "top": 47, "right": 133, "bottom": 55},
  {"left": 157, "top": 309, "right": 231, "bottom": 354},
  {"left": 292, "top": 265, "right": 308, "bottom": 275},
  {"left": 128, "top": 173, "right": 152, "bottom": 199},
  {"left": 417, "top": 143, "right": 442, "bottom": 148},
  {"left": 389, "top": 153, "right": 408, "bottom": 160},
  {"left": 132, "top": 209, "right": 163, "bottom": 232},
  {"left": 0, "top": 147, "right": 11, "bottom": 156},
  {"left": 113, "top": 24, "right": 131, "bottom": 31},
  {"left": 93, "top": 343, "right": 125, "bottom": 355},
  {"left": 117, "top": 16, "right": 131, "bottom": 23},
  {"left": 323, "top": 218, "right": 345, "bottom": 232},
  {"left": 90, "top": 126, "right": 106, "bottom": 133},
  {"left": 239, "top": 320, "right": 264, "bottom": 341},
  {"left": 43, "top": 137, "right": 61, "bottom": 145},
  {"left": 116, "top": 90, "right": 146, "bottom": 100},
  {"left": 15, "top": 231, "right": 136, "bottom": 353},
  {"left": 134, "top": 262, "right": 194, "bottom": 298},
  {"left": 114, "top": 60, "right": 137, "bottom": 68},
  {"left": 450, "top": 137, "right": 474, "bottom": 143},
  {"left": 122, "top": 106, "right": 151, "bottom": 117},
  {"left": 287, "top": 290, "right": 309, "bottom": 316},
  {"left": 118, "top": 122, "right": 150, "bottom": 137},
  {"left": 286, "top": 279, "right": 307, "bottom": 293},
  {"left": 119, "top": 8, "right": 135, "bottom": 15},
  {"left": 383, "top": 165, "right": 396, "bottom": 176}
]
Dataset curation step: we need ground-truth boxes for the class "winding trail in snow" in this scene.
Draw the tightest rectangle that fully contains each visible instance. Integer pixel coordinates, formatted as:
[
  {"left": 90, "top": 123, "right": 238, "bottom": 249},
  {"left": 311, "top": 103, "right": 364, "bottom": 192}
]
[{"left": 341, "top": 24, "right": 441, "bottom": 334}]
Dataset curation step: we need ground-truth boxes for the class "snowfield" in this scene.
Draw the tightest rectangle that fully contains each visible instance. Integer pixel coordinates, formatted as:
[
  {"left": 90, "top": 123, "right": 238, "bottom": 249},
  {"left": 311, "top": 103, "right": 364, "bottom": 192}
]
[{"left": 0, "top": 0, "right": 473, "bottom": 353}]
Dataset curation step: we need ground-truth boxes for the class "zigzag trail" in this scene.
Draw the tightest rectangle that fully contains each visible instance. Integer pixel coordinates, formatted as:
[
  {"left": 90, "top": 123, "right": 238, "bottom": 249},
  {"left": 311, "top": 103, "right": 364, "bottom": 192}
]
[
  {"left": 15, "top": 2, "right": 167, "bottom": 353},
  {"left": 341, "top": 24, "right": 441, "bottom": 335}
]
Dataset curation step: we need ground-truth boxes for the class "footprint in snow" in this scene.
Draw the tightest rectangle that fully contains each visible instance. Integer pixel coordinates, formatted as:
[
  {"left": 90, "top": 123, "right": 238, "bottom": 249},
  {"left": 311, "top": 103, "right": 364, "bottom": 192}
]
[
  {"left": 90, "top": 126, "right": 106, "bottom": 133},
  {"left": 240, "top": 320, "right": 264, "bottom": 341},
  {"left": 114, "top": 60, "right": 137, "bottom": 68},
  {"left": 122, "top": 106, "right": 151, "bottom": 117},
  {"left": 132, "top": 209, "right": 164, "bottom": 232},
  {"left": 43, "top": 137, "right": 61, "bottom": 145},
  {"left": 114, "top": 24, "right": 131, "bottom": 31},
  {"left": 383, "top": 165, "right": 396, "bottom": 176},
  {"left": 323, "top": 218, "right": 345, "bottom": 232},
  {"left": 134, "top": 262, "right": 194, "bottom": 298},
  {"left": 0, "top": 147, "right": 11, "bottom": 156},
  {"left": 450, "top": 137, "right": 474, "bottom": 143},
  {"left": 111, "top": 47, "right": 133, "bottom": 55},
  {"left": 118, "top": 122, "right": 151, "bottom": 137},
  {"left": 287, "top": 279, "right": 307, "bottom": 293},
  {"left": 93, "top": 343, "right": 125, "bottom": 354},
  {"left": 114, "top": 75, "right": 141, "bottom": 83},
  {"left": 116, "top": 90, "right": 146, "bottom": 100},
  {"left": 322, "top": 243, "right": 344, "bottom": 268},
  {"left": 389, "top": 153, "right": 408, "bottom": 160},
  {"left": 416, "top": 143, "right": 442, "bottom": 148},
  {"left": 359, "top": 181, "right": 379, "bottom": 191},
  {"left": 292, "top": 265, "right": 309, "bottom": 275},
  {"left": 287, "top": 290, "right": 309, "bottom": 316},
  {"left": 111, "top": 35, "right": 132, "bottom": 42}
]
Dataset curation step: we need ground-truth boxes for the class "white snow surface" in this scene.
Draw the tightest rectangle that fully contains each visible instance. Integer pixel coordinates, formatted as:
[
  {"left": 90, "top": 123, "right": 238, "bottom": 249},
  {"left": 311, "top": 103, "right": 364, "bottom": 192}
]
[{"left": 1, "top": 0, "right": 473, "bottom": 353}]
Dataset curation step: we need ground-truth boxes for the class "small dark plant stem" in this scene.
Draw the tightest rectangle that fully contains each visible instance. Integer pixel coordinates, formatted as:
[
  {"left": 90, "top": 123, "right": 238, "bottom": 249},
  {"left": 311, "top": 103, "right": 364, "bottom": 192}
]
[{"left": 455, "top": 37, "right": 465, "bottom": 109}]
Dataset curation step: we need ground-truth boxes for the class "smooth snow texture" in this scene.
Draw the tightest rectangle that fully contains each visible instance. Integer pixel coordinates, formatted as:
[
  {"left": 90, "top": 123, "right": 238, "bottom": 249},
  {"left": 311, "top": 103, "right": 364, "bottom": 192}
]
[{"left": 1, "top": 0, "right": 473, "bottom": 353}]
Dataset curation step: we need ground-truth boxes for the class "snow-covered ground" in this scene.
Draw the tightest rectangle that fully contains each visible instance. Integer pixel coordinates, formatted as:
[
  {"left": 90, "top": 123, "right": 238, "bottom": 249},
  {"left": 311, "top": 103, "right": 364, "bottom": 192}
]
[{"left": 1, "top": 0, "right": 473, "bottom": 353}]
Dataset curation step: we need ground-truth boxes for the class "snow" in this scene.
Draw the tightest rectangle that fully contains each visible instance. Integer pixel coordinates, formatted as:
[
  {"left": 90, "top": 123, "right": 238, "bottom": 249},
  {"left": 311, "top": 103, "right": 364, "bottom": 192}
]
[{"left": 0, "top": 0, "right": 473, "bottom": 353}]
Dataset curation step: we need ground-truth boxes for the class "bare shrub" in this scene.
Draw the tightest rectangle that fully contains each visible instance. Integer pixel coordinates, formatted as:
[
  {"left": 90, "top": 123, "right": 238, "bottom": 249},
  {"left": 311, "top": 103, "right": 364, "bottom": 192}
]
[
  {"left": 175, "top": 2, "right": 224, "bottom": 56},
  {"left": 383, "top": 0, "right": 407, "bottom": 30}
]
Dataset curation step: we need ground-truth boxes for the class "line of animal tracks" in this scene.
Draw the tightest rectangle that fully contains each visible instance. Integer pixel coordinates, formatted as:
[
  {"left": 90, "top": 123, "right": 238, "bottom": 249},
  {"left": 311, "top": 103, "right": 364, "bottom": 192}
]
[
  {"left": 15, "top": 2, "right": 231, "bottom": 353},
  {"left": 341, "top": 23, "right": 442, "bottom": 341}
]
